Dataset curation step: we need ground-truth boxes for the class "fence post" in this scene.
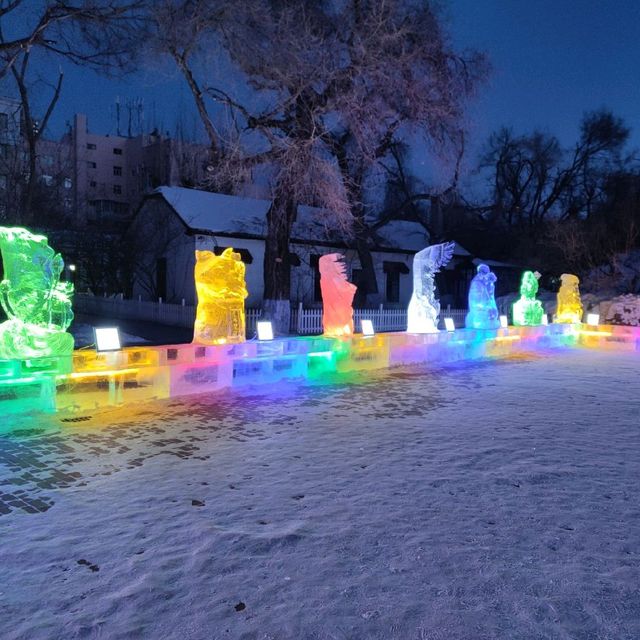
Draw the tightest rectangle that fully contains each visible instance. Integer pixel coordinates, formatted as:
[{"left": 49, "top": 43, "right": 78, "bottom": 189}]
[{"left": 297, "top": 302, "right": 303, "bottom": 335}]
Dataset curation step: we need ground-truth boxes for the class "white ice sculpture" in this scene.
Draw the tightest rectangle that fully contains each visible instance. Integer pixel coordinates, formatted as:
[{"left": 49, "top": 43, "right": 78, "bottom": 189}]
[{"left": 407, "top": 241, "right": 455, "bottom": 333}]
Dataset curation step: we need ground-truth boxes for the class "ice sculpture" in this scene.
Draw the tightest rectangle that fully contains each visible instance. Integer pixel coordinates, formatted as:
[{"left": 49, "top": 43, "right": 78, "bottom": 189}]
[
  {"left": 407, "top": 242, "right": 455, "bottom": 333},
  {"left": 512, "top": 270, "right": 544, "bottom": 326},
  {"left": 555, "top": 273, "right": 583, "bottom": 323},
  {"left": 319, "top": 253, "right": 356, "bottom": 337},
  {"left": 465, "top": 263, "right": 500, "bottom": 330},
  {"left": 0, "top": 226, "right": 74, "bottom": 359},
  {"left": 193, "top": 248, "right": 248, "bottom": 344}
]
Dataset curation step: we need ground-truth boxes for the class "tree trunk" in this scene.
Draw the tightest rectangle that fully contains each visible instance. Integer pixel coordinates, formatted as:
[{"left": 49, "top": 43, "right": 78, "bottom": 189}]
[
  {"left": 262, "top": 196, "right": 296, "bottom": 334},
  {"left": 22, "top": 140, "right": 37, "bottom": 226},
  {"left": 352, "top": 212, "right": 378, "bottom": 305},
  {"left": 355, "top": 234, "right": 379, "bottom": 305}
]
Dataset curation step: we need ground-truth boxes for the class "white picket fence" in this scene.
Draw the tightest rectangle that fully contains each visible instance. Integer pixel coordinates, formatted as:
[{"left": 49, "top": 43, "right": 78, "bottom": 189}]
[{"left": 74, "top": 294, "right": 467, "bottom": 335}]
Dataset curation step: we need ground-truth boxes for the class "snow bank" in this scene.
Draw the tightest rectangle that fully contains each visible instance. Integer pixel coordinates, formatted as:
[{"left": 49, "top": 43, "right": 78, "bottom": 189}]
[{"left": 1, "top": 350, "right": 639, "bottom": 639}]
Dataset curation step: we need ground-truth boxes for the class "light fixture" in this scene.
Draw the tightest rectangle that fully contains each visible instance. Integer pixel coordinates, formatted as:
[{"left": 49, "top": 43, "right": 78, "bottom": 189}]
[
  {"left": 586, "top": 313, "right": 600, "bottom": 326},
  {"left": 444, "top": 317, "right": 455, "bottom": 332},
  {"left": 94, "top": 327, "right": 121, "bottom": 352},
  {"left": 69, "top": 264, "right": 76, "bottom": 272},
  {"left": 256, "top": 321, "right": 274, "bottom": 341},
  {"left": 499, "top": 315, "right": 508, "bottom": 328},
  {"left": 541, "top": 313, "right": 549, "bottom": 325},
  {"left": 361, "top": 319, "right": 375, "bottom": 336}
]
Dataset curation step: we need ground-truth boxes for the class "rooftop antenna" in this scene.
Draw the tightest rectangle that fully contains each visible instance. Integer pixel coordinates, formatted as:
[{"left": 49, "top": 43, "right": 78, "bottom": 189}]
[{"left": 115, "top": 96, "right": 121, "bottom": 136}]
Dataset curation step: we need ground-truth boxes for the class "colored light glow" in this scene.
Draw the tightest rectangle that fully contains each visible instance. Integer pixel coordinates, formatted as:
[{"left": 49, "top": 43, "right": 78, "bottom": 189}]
[
  {"left": 257, "top": 321, "right": 274, "bottom": 341},
  {"left": 0, "top": 226, "right": 74, "bottom": 360},
  {"left": 0, "top": 376, "right": 38, "bottom": 385},
  {"left": 499, "top": 315, "right": 509, "bottom": 328},
  {"left": 193, "top": 248, "right": 248, "bottom": 345},
  {"left": 444, "top": 318, "right": 455, "bottom": 332},
  {"left": 586, "top": 313, "right": 600, "bottom": 326},
  {"left": 319, "top": 254, "right": 356, "bottom": 337},
  {"left": 94, "top": 327, "right": 121, "bottom": 352},
  {"left": 579, "top": 330, "right": 612, "bottom": 337},
  {"left": 361, "top": 319, "right": 375, "bottom": 336},
  {"left": 513, "top": 271, "right": 544, "bottom": 326},
  {"left": 58, "top": 367, "right": 139, "bottom": 380},
  {"left": 0, "top": 320, "right": 636, "bottom": 422},
  {"left": 555, "top": 273, "right": 583, "bottom": 324},
  {"left": 465, "top": 264, "right": 500, "bottom": 329},
  {"left": 407, "top": 242, "right": 454, "bottom": 333}
]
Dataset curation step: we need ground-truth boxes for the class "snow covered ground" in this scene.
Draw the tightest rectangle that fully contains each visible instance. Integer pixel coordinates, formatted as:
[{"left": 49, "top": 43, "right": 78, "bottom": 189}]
[{"left": 1, "top": 350, "right": 639, "bottom": 639}]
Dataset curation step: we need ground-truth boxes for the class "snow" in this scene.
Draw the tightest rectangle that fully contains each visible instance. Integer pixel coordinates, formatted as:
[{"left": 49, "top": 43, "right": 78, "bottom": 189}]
[
  {"left": 156, "top": 186, "right": 431, "bottom": 251},
  {"left": 1, "top": 350, "right": 639, "bottom": 639},
  {"left": 602, "top": 294, "right": 640, "bottom": 326}
]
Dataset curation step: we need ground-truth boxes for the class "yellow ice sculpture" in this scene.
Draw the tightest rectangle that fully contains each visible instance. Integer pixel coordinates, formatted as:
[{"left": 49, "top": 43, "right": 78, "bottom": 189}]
[
  {"left": 193, "top": 248, "right": 248, "bottom": 344},
  {"left": 555, "top": 273, "right": 583, "bottom": 323}
]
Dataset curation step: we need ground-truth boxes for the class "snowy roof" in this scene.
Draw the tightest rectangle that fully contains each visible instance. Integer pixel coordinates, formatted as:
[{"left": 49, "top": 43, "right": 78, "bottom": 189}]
[
  {"left": 472, "top": 257, "right": 522, "bottom": 269},
  {"left": 154, "top": 186, "right": 435, "bottom": 252},
  {"left": 373, "top": 220, "right": 429, "bottom": 251}
]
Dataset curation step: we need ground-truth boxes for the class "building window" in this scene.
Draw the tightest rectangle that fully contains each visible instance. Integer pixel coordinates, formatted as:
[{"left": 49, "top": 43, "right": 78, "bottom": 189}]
[
  {"left": 310, "top": 255, "right": 322, "bottom": 302},
  {"left": 88, "top": 161, "right": 96, "bottom": 169},
  {"left": 41, "top": 174, "right": 53, "bottom": 186},
  {"left": 87, "top": 143, "right": 96, "bottom": 150},
  {"left": 113, "top": 184, "right": 122, "bottom": 195},
  {"left": 89, "top": 180, "right": 96, "bottom": 187},
  {"left": 113, "top": 147, "right": 122, "bottom": 155},
  {"left": 63, "top": 177, "right": 72, "bottom": 189},
  {"left": 88, "top": 199, "right": 129, "bottom": 221},
  {"left": 113, "top": 165, "right": 122, "bottom": 176},
  {"left": 386, "top": 271, "right": 400, "bottom": 303},
  {"left": 383, "top": 261, "right": 409, "bottom": 304},
  {"left": 156, "top": 257, "right": 167, "bottom": 300}
]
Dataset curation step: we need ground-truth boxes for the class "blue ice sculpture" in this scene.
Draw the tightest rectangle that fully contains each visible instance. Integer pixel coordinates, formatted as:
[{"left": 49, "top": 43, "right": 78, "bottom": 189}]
[
  {"left": 465, "top": 263, "right": 500, "bottom": 330},
  {"left": 407, "top": 241, "right": 455, "bottom": 333}
]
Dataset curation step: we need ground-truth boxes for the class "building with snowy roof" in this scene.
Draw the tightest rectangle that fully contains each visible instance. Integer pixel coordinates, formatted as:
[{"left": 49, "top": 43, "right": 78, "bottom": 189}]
[{"left": 129, "top": 186, "right": 507, "bottom": 308}]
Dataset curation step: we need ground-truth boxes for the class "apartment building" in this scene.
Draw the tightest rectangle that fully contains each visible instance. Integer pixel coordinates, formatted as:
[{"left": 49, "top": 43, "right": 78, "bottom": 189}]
[
  {"left": 68, "top": 113, "right": 209, "bottom": 228},
  {"left": 0, "top": 101, "right": 210, "bottom": 227}
]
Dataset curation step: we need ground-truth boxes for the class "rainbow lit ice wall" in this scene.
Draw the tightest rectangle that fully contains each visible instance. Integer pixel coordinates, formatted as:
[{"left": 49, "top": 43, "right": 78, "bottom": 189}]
[
  {"left": 1, "top": 236, "right": 639, "bottom": 421},
  {"left": 2, "top": 323, "right": 638, "bottom": 420}
]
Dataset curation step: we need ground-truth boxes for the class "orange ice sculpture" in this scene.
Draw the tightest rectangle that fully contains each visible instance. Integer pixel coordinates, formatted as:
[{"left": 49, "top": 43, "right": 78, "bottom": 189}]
[
  {"left": 193, "top": 248, "right": 248, "bottom": 344},
  {"left": 319, "top": 253, "right": 357, "bottom": 337}
]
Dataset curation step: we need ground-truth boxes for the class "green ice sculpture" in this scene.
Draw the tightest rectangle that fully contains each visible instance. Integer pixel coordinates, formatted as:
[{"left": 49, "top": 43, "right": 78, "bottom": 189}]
[
  {"left": 0, "top": 227, "right": 74, "bottom": 359},
  {"left": 512, "top": 270, "right": 544, "bottom": 326}
]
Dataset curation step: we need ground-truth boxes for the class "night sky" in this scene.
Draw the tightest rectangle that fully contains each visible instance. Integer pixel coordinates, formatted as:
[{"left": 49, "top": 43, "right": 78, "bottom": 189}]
[{"left": 6, "top": 1, "right": 640, "bottom": 157}]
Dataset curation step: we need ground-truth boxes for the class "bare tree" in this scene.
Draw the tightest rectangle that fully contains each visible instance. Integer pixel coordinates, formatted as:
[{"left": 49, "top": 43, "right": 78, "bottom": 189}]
[
  {"left": 0, "top": 0, "right": 149, "bottom": 225},
  {"left": 152, "top": 0, "right": 486, "bottom": 330},
  {"left": 0, "top": 0, "right": 148, "bottom": 77},
  {"left": 480, "top": 111, "right": 630, "bottom": 236}
]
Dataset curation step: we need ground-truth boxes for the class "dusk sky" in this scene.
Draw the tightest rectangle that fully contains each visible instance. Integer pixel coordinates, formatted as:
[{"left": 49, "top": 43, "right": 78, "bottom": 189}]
[{"left": 9, "top": 1, "right": 640, "bottom": 156}]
